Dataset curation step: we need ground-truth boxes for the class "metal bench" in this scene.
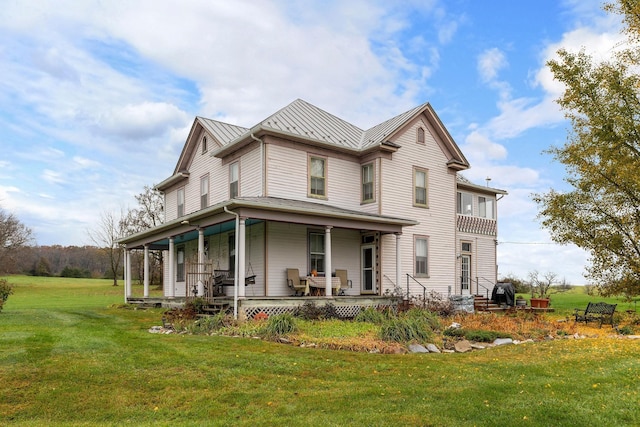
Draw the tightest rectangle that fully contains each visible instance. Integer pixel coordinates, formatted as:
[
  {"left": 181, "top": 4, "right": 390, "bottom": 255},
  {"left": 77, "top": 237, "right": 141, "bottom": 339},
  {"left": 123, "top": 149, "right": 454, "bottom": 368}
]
[{"left": 574, "top": 302, "right": 617, "bottom": 328}]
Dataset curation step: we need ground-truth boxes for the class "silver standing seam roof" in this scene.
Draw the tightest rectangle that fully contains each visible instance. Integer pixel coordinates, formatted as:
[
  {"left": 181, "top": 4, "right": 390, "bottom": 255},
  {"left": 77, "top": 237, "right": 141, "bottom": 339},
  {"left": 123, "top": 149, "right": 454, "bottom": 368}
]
[{"left": 202, "top": 99, "right": 436, "bottom": 152}]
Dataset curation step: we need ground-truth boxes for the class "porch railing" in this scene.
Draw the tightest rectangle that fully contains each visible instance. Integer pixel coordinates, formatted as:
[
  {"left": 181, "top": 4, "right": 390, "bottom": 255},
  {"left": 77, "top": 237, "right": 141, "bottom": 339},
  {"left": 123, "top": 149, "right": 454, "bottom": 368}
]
[{"left": 406, "top": 273, "right": 427, "bottom": 308}]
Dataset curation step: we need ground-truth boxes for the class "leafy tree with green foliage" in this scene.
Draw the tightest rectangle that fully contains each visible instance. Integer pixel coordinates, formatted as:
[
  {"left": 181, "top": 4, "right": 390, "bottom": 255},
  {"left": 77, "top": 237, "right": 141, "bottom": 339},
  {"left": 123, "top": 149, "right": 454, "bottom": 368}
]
[
  {"left": 534, "top": 0, "right": 640, "bottom": 296},
  {"left": 0, "top": 278, "right": 13, "bottom": 312}
]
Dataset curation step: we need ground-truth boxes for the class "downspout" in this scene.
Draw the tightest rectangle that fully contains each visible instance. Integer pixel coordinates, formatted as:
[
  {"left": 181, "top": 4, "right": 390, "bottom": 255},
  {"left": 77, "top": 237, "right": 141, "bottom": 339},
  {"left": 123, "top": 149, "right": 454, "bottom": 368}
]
[
  {"left": 250, "top": 133, "right": 264, "bottom": 196},
  {"left": 224, "top": 206, "right": 240, "bottom": 320}
]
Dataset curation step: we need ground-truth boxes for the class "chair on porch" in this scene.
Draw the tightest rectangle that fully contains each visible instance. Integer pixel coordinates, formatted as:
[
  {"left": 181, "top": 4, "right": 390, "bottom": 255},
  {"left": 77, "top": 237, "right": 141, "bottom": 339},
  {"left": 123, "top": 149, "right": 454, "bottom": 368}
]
[
  {"left": 286, "top": 268, "right": 306, "bottom": 296},
  {"left": 334, "top": 269, "right": 352, "bottom": 296}
]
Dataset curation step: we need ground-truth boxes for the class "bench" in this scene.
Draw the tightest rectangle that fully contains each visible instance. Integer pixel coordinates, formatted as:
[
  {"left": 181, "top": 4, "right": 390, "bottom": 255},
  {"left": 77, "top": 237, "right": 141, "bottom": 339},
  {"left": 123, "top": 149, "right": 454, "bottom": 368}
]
[{"left": 574, "top": 302, "right": 617, "bottom": 328}]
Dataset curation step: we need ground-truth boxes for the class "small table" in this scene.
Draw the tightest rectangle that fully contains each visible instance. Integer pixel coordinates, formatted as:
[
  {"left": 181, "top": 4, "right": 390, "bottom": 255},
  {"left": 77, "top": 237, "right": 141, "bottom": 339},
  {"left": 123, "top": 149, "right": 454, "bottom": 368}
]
[{"left": 304, "top": 276, "right": 342, "bottom": 296}]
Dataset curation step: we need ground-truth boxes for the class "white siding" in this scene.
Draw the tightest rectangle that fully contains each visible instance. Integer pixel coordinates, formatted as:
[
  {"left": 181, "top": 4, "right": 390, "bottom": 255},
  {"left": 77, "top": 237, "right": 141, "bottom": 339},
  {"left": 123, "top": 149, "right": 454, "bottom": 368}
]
[
  {"left": 266, "top": 222, "right": 361, "bottom": 296},
  {"left": 380, "top": 117, "right": 458, "bottom": 296},
  {"left": 265, "top": 143, "right": 363, "bottom": 210}
]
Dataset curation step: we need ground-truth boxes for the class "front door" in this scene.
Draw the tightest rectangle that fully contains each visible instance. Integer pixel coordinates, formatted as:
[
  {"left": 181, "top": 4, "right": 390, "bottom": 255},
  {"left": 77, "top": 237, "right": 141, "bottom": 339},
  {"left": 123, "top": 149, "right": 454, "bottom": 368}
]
[{"left": 361, "top": 244, "right": 376, "bottom": 294}]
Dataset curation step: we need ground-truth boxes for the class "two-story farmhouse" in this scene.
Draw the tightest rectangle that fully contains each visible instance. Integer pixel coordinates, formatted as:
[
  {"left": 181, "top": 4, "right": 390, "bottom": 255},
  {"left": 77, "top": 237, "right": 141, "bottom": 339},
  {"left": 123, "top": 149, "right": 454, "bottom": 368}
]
[{"left": 119, "top": 99, "right": 506, "bottom": 317}]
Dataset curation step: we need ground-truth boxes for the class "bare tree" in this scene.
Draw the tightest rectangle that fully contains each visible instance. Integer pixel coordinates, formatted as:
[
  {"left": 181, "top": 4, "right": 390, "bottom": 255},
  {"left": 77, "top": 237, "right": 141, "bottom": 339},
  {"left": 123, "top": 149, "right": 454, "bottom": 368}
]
[
  {"left": 527, "top": 271, "right": 558, "bottom": 299},
  {"left": 121, "top": 186, "right": 165, "bottom": 287},
  {"left": 88, "top": 210, "right": 125, "bottom": 286},
  {"left": 0, "top": 207, "right": 34, "bottom": 273}
]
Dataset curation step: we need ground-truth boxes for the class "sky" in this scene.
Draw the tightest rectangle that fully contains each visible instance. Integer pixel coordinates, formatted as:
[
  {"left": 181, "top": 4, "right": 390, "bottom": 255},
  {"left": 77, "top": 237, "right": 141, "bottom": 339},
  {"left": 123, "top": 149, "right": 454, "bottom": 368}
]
[{"left": 0, "top": 0, "right": 627, "bottom": 284}]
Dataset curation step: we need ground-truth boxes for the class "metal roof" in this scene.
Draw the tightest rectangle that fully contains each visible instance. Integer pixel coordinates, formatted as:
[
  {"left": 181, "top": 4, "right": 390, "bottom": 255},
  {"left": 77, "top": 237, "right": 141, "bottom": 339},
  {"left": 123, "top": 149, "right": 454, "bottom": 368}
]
[
  {"left": 204, "top": 99, "right": 438, "bottom": 152},
  {"left": 198, "top": 117, "right": 248, "bottom": 145}
]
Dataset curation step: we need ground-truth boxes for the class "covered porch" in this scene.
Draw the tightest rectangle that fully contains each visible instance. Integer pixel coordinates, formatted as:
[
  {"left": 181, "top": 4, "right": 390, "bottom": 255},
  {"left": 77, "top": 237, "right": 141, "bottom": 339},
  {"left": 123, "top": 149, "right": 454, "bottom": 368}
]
[{"left": 119, "top": 197, "right": 417, "bottom": 317}]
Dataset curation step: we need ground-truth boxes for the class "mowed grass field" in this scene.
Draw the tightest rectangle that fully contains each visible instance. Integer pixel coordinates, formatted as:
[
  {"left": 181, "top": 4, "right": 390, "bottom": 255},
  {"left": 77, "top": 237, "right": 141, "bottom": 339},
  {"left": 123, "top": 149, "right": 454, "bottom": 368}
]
[{"left": 1, "top": 276, "right": 639, "bottom": 426}]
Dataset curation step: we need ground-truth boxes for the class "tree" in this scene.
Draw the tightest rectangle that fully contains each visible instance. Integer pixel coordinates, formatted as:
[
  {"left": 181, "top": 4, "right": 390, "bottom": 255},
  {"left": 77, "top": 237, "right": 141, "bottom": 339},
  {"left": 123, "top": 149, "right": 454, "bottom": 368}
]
[
  {"left": 533, "top": 0, "right": 640, "bottom": 296},
  {"left": 0, "top": 207, "right": 33, "bottom": 273},
  {"left": 120, "top": 185, "right": 165, "bottom": 287},
  {"left": 88, "top": 211, "right": 125, "bottom": 286},
  {"left": 527, "top": 271, "right": 558, "bottom": 299}
]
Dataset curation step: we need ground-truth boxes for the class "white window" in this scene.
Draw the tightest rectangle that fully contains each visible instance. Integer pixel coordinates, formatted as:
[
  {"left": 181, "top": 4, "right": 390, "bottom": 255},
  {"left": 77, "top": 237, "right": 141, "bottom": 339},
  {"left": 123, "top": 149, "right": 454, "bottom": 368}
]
[
  {"left": 414, "top": 168, "right": 428, "bottom": 207},
  {"left": 177, "top": 188, "right": 185, "bottom": 217},
  {"left": 200, "top": 175, "right": 209, "bottom": 209},
  {"left": 309, "top": 156, "right": 326, "bottom": 197},
  {"left": 479, "top": 196, "right": 495, "bottom": 219},
  {"left": 362, "top": 163, "right": 374, "bottom": 202},
  {"left": 177, "top": 246, "right": 185, "bottom": 282},
  {"left": 229, "top": 162, "right": 239, "bottom": 198},
  {"left": 202, "top": 136, "right": 208, "bottom": 154},
  {"left": 457, "top": 192, "right": 473, "bottom": 215},
  {"left": 309, "top": 231, "right": 325, "bottom": 274},
  {"left": 415, "top": 237, "right": 428, "bottom": 276}
]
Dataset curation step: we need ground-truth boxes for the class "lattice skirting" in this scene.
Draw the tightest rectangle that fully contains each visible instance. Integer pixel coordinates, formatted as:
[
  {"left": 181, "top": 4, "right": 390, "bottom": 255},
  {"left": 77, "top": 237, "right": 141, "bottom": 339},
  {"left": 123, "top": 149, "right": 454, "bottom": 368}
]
[{"left": 242, "top": 302, "right": 396, "bottom": 320}]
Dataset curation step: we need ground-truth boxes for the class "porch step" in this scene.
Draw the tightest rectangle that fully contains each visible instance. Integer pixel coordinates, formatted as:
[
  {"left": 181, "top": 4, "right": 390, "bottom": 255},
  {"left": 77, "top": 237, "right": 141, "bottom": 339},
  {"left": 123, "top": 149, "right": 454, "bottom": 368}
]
[
  {"left": 201, "top": 301, "right": 231, "bottom": 315},
  {"left": 473, "top": 296, "right": 508, "bottom": 312}
]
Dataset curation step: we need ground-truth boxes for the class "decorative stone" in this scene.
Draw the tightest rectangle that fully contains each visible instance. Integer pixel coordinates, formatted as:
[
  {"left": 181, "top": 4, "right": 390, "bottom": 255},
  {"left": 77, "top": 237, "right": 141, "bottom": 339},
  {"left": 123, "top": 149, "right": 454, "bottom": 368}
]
[
  {"left": 493, "top": 338, "right": 513, "bottom": 346},
  {"left": 454, "top": 340, "right": 472, "bottom": 353},
  {"left": 448, "top": 322, "right": 462, "bottom": 329},
  {"left": 426, "top": 343, "right": 441, "bottom": 353},
  {"left": 442, "top": 349, "right": 455, "bottom": 353},
  {"left": 470, "top": 343, "right": 486, "bottom": 349},
  {"left": 409, "top": 344, "right": 429, "bottom": 353},
  {"left": 626, "top": 335, "right": 640, "bottom": 339}
]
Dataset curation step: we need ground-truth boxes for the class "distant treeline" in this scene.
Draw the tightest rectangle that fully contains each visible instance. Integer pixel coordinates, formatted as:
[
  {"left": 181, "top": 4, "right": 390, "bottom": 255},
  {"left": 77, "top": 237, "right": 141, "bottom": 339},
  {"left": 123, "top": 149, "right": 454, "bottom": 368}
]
[{"left": 4, "top": 245, "right": 162, "bottom": 285}]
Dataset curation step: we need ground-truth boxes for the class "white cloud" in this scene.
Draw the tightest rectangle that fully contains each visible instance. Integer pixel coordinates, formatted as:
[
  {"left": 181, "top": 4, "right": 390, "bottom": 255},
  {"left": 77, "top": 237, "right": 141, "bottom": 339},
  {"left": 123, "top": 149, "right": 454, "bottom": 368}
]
[
  {"left": 96, "top": 102, "right": 189, "bottom": 140},
  {"left": 478, "top": 47, "right": 508, "bottom": 83}
]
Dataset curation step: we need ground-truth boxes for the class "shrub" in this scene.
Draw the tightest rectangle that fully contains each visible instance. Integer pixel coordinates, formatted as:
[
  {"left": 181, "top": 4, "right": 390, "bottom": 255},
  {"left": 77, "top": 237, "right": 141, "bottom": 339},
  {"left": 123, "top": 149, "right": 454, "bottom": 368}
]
[
  {"left": 421, "top": 291, "right": 455, "bottom": 316},
  {"left": 405, "top": 307, "right": 442, "bottom": 331},
  {"left": 355, "top": 306, "right": 389, "bottom": 324},
  {"left": 294, "top": 301, "right": 339, "bottom": 320},
  {"left": 379, "top": 316, "right": 433, "bottom": 343},
  {"left": 0, "top": 278, "right": 14, "bottom": 313},
  {"left": 443, "top": 327, "right": 511, "bottom": 342},
  {"left": 263, "top": 313, "right": 298, "bottom": 338},
  {"left": 185, "top": 297, "right": 207, "bottom": 314},
  {"left": 617, "top": 325, "right": 635, "bottom": 335},
  {"left": 163, "top": 306, "right": 197, "bottom": 331},
  {"left": 294, "top": 301, "right": 323, "bottom": 320},
  {"left": 185, "top": 312, "right": 228, "bottom": 334}
]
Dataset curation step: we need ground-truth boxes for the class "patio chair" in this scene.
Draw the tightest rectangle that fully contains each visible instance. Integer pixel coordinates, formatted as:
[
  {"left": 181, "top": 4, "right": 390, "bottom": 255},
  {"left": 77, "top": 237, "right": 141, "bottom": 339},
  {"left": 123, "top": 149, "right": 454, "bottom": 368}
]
[
  {"left": 334, "top": 269, "right": 352, "bottom": 296},
  {"left": 286, "top": 268, "right": 306, "bottom": 296}
]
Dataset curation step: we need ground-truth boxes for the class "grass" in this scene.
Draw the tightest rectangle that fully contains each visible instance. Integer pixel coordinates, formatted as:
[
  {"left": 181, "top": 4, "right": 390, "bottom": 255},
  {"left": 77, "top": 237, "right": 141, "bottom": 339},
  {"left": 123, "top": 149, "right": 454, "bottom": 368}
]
[{"left": 1, "top": 276, "right": 639, "bottom": 426}]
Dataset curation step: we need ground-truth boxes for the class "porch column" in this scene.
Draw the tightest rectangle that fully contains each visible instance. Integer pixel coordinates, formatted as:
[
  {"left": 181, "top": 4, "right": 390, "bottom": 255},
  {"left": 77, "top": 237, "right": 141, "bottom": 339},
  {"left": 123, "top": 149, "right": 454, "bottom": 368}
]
[
  {"left": 197, "top": 228, "right": 205, "bottom": 296},
  {"left": 325, "top": 226, "right": 333, "bottom": 298},
  {"left": 143, "top": 244, "right": 150, "bottom": 298},
  {"left": 396, "top": 233, "right": 402, "bottom": 291},
  {"left": 238, "top": 217, "right": 246, "bottom": 298},
  {"left": 125, "top": 248, "right": 132, "bottom": 300},
  {"left": 168, "top": 237, "right": 175, "bottom": 298}
]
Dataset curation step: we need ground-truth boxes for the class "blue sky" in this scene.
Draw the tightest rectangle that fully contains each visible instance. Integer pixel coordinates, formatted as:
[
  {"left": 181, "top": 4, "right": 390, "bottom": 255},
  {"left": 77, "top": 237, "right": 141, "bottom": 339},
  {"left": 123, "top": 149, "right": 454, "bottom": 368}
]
[{"left": 0, "top": 0, "right": 625, "bottom": 284}]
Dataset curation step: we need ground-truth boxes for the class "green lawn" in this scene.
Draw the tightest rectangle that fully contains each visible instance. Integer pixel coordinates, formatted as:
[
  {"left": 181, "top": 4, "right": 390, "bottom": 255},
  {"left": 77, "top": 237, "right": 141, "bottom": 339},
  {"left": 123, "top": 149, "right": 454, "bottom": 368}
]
[{"left": 1, "top": 276, "right": 639, "bottom": 426}]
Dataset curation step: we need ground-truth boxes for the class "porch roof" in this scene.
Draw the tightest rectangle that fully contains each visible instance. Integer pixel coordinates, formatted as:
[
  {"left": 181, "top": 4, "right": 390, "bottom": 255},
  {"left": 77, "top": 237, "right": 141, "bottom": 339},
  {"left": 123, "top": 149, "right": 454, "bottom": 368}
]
[{"left": 118, "top": 196, "right": 418, "bottom": 249}]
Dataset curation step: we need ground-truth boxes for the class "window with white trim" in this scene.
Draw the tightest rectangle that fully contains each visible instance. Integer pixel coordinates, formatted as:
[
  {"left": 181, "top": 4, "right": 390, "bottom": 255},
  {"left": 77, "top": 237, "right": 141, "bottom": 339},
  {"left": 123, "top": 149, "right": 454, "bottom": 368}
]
[
  {"left": 177, "top": 187, "right": 185, "bottom": 217},
  {"left": 309, "top": 231, "right": 325, "bottom": 274},
  {"left": 200, "top": 175, "right": 209, "bottom": 209},
  {"left": 415, "top": 236, "right": 428, "bottom": 276},
  {"left": 202, "top": 136, "right": 208, "bottom": 154},
  {"left": 362, "top": 163, "right": 374, "bottom": 202},
  {"left": 414, "top": 167, "right": 428, "bottom": 207},
  {"left": 229, "top": 162, "right": 239, "bottom": 199},
  {"left": 478, "top": 196, "right": 495, "bottom": 219},
  {"left": 309, "top": 156, "right": 326, "bottom": 197},
  {"left": 457, "top": 192, "right": 472, "bottom": 215},
  {"left": 177, "top": 246, "right": 185, "bottom": 282}
]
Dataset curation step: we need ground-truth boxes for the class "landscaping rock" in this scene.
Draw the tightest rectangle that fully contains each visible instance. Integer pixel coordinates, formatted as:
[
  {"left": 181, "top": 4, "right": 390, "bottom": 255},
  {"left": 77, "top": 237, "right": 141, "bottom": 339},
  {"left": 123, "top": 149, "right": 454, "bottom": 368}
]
[
  {"left": 454, "top": 340, "right": 472, "bottom": 353},
  {"left": 449, "top": 322, "right": 462, "bottom": 329},
  {"left": 408, "top": 344, "right": 429, "bottom": 353},
  {"left": 470, "top": 343, "right": 486, "bottom": 350},
  {"left": 493, "top": 338, "right": 513, "bottom": 346},
  {"left": 426, "top": 343, "right": 441, "bottom": 353},
  {"left": 626, "top": 335, "right": 640, "bottom": 339},
  {"left": 442, "top": 349, "right": 455, "bottom": 353}
]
